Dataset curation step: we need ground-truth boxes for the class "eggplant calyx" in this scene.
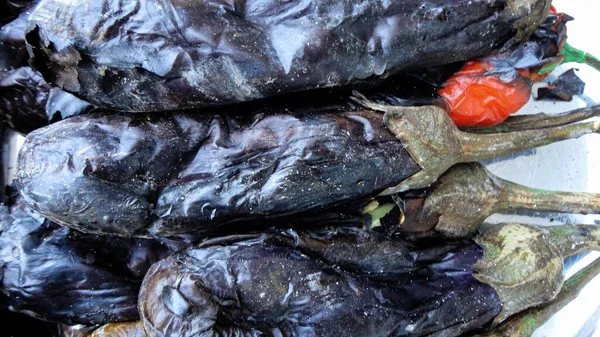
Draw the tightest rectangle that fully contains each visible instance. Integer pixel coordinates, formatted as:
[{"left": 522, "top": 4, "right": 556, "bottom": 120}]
[
  {"left": 351, "top": 92, "right": 600, "bottom": 194},
  {"left": 351, "top": 91, "right": 463, "bottom": 193},
  {"left": 474, "top": 223, "right": 564, "bottom": 324},
  {"left": 423, "top": 163, "right": 505, "bottom": 238},
  {"left": 474, "top": 223, "right": 600, "bottom": 324},
  {"left": 423, "top": 163, "right": 600, "bottom": 238},
  {"left": 504, "top": 0, "right": 552, "bottom": 46},
  {"left": 478, "top": 258, "right": 600, "bottom": 337}
]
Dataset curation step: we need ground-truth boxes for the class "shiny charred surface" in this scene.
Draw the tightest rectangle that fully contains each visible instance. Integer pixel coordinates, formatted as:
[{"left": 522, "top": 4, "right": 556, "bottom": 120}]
[
  {"left": 25, "top": 0, "right": 549, "bottom": 112},
  {"left": 16, "top": 110, "right": 419, "bottom": 238},
  {"left": 0, "top": 190, "right": 176, "bottom": 325},
  {"left": 139, "top": 229, "right": 501, "bottom": 337}
]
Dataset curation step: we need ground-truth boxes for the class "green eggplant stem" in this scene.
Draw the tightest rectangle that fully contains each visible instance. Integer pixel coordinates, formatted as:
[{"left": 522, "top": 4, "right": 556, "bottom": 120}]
[
  {"left": 463, "top": 105, "right": 600, "bottom": 134},
  {"left": 500, "top": 183, "right": 600, "bottom": 219},
  {"left": 544, "top": 225, "right": 600, "bottom": 259},
  {"left": 460, "top": 118, "right": 600, "bottom": 162}
]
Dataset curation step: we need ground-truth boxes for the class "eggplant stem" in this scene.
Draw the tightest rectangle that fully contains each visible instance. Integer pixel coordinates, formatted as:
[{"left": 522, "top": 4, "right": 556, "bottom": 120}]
[
  {"left": 423, "top": 163, "right": 600, "bottom": 237},
  {"left": 544, "top": 225, "right": 600, "bottom": 259},
  {"left": 479, "top": 257, "right": 600, "bottom": 337},
  {"left": 463, "top": 105, "right": 600, "bottom": 134},
  {"left": 500, "top": 182, "right": 600, "bottom": 216},
  {"left": 352, "top": 93, "right": 600, "bottom": 192},
  {"left": 459, "top": 118, "right": 600, "bottom": 162}
]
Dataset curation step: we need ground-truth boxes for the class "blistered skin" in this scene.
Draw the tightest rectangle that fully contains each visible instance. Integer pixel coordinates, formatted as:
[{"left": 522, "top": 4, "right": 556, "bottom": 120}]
[
  {"left": 0, "top": 191, "right": 177, "bottom": 325},
  {"left": 140, "top": 230, "right": 501, "bottom": 337},
  {"left": 26, "top": 0, "right": 549, "bottom": 112},
  {"left": 16, "top": 110, "right": 419, "bottom": 237}
]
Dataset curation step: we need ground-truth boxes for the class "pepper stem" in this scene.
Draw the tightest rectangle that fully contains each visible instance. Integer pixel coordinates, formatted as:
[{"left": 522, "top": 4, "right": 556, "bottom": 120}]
[
  {"left": 479, "top": 257, "right": 600, "bottom": 337},
  {"left": 540, "top": 42, "right": 600, "bottom": 75}
]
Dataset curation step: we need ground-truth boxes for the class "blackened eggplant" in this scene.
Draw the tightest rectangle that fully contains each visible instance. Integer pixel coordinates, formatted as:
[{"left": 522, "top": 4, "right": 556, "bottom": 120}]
[
  {"left": 1, "top": 8, "right": 30, "bottom": 69},
  {"left": 537, "top": 68, "right": 586, "bottom": 102},
  {"left": 0, "top": 188, "right": 178, "bottom": 325},
  {"left": 0, "top": 0, "right": 37, "bottom": 25},
  {"left": 16, "top": 101, "right": 600, "bottom": 238},
  {"left": 25, "top": 0, "right": 550, "bottom": 112},
  {"left": 140, "top": 223, "right": 600, "bottom": 337},
  {"left": 0, "top": 66, "right": 94, "bottom": 134},
  {"left": 15, "top": 109, "right": 419, "bottom": 237},
  {"left": 140, "top": 228, "right": 501, "bottom": 337},
  {"left": 0, "top": 66, "right": 53, "bottom": 132}
]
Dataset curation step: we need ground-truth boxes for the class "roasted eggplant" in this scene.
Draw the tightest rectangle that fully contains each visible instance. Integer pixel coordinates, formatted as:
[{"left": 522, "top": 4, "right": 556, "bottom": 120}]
[
  {"left": 15, "top": 99, "right": 600, "bottom": 238},
  {"left": 0, "top": 187, "right": 179, "bottom": 325},
  {"left": 25, "top": 0, "right": 550, "bottom": 112},
  {"left": 139, "top": 223, "right": 600, "bottom": 337}
]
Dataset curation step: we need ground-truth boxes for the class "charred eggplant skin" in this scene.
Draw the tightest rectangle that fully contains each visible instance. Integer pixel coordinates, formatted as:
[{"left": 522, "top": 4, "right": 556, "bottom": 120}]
[
  {"left": 0, "top": 189, "right": 177, "bottom": 325},
  {"left": 16, "top": 109, "right": 419, "bottom": 237},
  {"left": 0, "top": 6, "right": 93, "bottom": 134},
  {"left": 26, "top": 0, "right": 549, "bottom": 112},
  {"left": 140, "top": 228, "right": 501, "bottom": 337}
]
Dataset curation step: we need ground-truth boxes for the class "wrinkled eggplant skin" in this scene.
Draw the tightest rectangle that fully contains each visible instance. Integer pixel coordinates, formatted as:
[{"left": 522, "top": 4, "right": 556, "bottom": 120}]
[
  {"left": 140, "top": 228, "right": 501, "bottom": 337},
  {"left": 0, "top": 7, "right": 94, "bottom": 134},
  {"left": 0, "top": 66, "right": 52, "bottom": 132},
  {"left": 0, "top": 189, "right": 178, "bottom": 325},
  {"left": 16, "top": 109, "right": 420, "bottom": 238},
  {"left": 0, "top": 66, "right": 95, "bottom": 134},
  {"left": 26, "top": 0, "right": 548, "bottom": 112}
]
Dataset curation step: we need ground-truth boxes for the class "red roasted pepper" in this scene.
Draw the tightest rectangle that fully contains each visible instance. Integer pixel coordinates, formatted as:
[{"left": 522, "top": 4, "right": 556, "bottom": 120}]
[
  {"left": 440, "top": 8, "right": 600, "bottom": 127},
  {"left": 438, "top": 61, "right": 532, "bottom": 127}
]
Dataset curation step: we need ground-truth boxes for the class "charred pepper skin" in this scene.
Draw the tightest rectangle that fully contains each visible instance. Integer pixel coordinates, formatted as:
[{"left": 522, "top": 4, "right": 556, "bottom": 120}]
[
  {"left": 139, "top": 230, "right": 501, "bottom": 337},
  {"left": 25, "top": 0, "right": 550, "bottom": 112},
  {"left": 0, "top": 189, "right": 178, "bottom": 325},
  {"left": 16, "top": 110, "right": 419, "bottom": 238}
]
